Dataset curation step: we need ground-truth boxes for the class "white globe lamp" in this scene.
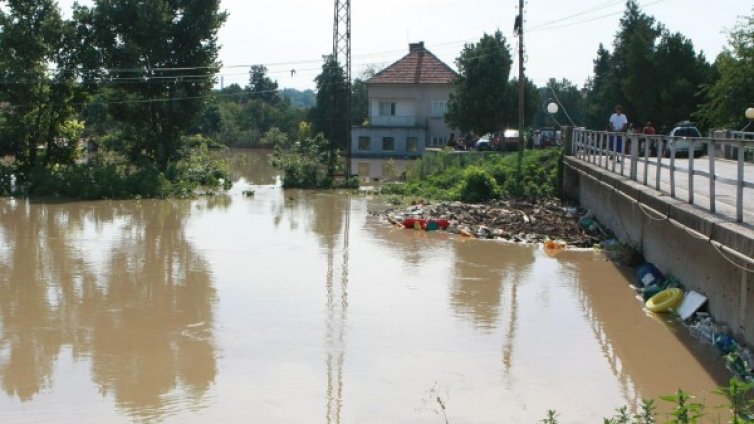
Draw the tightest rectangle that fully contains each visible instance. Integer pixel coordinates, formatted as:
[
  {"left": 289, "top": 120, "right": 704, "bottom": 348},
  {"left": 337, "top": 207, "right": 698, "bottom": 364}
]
[{"left": 746, "top": 107, "right": 754, "bottom": 121}]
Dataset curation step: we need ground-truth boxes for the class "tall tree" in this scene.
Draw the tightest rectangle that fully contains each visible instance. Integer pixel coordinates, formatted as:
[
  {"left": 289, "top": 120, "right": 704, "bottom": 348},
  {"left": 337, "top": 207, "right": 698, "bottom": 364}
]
[
  {"left": 511, "top": 77, "right": 540, "bottom": 130},
  {"left": 81, "top": 0, "right": 227, "bottom": 171},
  {"left": 309, "top": 55, "right": 348, "bottom": 148},
  {"left": 611, "top": 0, "right": 661, "bottom": 125},
  {"left": 446, "top": 31, "right": 515, "bottom": 134},
  {"left": 0, "top": 0, "right": 86, "bottom": 172},
  {"left": 653, "top": 32, "right": 712, "bottom": 129},
  {"left": 248, "top": 65, "right": 280, "bottom": 105},
  {"left": 696, "top": 8, "right": 754, "bottom": 129},
  {"left": 584, "top": 44, "right": 615, "bottom": 129},
  {"left": 534, "top": 79, "right": 585, "bottom": 129},
  {"left": 583, "top": 0, "right": 713, "bottom": 132}
]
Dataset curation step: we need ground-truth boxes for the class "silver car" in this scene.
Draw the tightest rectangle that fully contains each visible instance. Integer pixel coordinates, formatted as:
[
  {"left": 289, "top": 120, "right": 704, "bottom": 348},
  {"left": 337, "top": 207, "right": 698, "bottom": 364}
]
[{"left": 667, "top": 125, "right": 703, "bottom": 157}]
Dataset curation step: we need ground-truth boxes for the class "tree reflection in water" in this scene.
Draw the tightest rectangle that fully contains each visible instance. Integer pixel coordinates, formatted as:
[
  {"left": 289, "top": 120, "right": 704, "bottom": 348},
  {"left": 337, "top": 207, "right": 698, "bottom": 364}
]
[{"left": 0, "top": 198, "right": 219, "bottom": 420}]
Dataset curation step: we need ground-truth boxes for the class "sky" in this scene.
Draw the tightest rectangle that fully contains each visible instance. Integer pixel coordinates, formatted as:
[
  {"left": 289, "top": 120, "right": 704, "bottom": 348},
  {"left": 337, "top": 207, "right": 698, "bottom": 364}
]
[{"left": 57, "top": 0, "right": 752, "bottom": 91}]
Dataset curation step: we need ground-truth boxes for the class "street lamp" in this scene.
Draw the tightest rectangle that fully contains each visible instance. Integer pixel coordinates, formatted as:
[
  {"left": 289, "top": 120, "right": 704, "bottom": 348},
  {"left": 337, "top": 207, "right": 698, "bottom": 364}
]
[
  {"left": 743, "top": 107, "right": 754, "bottom": 132},
  {"left": 546, "top": 102, "right": 559, "bottom": 115}
]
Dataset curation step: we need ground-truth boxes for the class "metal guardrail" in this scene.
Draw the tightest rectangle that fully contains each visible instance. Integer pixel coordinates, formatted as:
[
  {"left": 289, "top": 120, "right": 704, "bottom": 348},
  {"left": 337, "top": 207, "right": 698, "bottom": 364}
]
[{"left": 571, "top": 129, "right": 754, "bottom": 224}]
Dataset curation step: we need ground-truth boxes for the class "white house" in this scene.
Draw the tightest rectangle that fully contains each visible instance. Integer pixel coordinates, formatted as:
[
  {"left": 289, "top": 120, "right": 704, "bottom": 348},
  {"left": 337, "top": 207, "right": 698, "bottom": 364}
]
[{"left": 351, "top": 42, "right": 458, "bottom": 165}]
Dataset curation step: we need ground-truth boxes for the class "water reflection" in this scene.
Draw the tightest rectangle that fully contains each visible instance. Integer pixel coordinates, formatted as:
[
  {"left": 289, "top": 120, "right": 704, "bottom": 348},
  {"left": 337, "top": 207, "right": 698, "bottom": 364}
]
[
  {"left": 555, "top": 251, "right": 728, "bottom": 407},
  {"left": 0, "top": 199, "right": 218, "bottom": 420},
  {"left": 451, "top": 241, "right": 534, "bottom": 330},
  {"left": 298, "top": 193, "right": 351, "bottom": 424},
  {"left": 226, "top": 148, "right": 279, "bottom": 186}
]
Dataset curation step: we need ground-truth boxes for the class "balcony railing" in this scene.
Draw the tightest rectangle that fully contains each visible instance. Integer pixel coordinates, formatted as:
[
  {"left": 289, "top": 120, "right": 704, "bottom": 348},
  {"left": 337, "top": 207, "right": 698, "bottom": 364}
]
[
  {"left": 571, "top": 129, "right": 754, "bottom": 224},
  {"left": 369, "top": 115, "right": 417, "bottom": 127}
]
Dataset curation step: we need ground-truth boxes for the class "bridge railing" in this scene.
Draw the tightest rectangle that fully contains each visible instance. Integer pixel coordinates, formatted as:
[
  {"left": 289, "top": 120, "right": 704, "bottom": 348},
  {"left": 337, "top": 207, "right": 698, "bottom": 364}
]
[{"left": 571, "top": 128, "right": 754, "bottom": 224}]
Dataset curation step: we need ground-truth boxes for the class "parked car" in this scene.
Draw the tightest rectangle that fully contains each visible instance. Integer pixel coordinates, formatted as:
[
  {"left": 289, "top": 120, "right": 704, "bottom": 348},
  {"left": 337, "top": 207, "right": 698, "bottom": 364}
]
[
  {"left": 666, "top": 122, "right": 703, "bottom": 157},
  {"left": 475, "top": 135, "right": 491, "bottom": 151},
  {"left": 501, "top": 129, "right": 520, "bottom": 151}
]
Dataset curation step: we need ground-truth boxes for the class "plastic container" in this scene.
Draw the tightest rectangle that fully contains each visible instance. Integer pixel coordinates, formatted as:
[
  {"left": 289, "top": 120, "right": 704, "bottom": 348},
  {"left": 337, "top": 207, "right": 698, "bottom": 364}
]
[{"left": 635, "top": 263, "right": 664, "bottom": 288}]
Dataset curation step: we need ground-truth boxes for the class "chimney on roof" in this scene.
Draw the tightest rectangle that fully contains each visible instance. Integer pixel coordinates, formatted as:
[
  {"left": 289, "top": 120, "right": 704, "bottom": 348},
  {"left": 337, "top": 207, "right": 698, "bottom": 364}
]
[{"left": 409, "top": 42, "right": 425, "bottom": 53}]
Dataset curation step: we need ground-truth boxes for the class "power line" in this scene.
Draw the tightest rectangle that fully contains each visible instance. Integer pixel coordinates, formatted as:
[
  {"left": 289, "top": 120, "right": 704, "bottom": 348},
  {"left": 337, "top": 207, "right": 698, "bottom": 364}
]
[{"left": 530, "top": 0, "right": 676, "bottom": 33}]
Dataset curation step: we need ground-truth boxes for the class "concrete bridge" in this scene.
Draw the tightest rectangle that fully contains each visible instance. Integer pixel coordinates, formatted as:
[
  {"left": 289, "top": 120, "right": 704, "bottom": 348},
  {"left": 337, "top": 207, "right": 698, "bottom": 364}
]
[{"left": 562, "top": 128, "right": 754, "bottom": 345}]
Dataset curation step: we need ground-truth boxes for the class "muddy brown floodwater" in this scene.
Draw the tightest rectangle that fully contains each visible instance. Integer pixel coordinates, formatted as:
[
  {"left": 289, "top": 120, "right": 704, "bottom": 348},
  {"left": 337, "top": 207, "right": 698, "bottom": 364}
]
[{"left": 0, "top": 150, "right": 731, "bottom": 423}]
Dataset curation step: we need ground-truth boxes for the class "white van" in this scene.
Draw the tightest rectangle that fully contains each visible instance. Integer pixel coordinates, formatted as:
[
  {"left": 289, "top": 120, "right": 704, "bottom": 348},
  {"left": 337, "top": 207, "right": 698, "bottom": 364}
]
[{"left": 667, "top": 124, "right": 703, "bottom": 157}]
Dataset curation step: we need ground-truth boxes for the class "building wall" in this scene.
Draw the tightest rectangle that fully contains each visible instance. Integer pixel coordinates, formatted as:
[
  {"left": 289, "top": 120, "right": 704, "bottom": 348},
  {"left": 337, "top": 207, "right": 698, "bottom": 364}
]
[
  {"left": 366, "top": 83, "right": 455, "bottom": 146},
  {"left": 350, "top": 158, "right": 414, "bottom": 181},
  {"left": 351, "top": 126, "right": 426, "bottom": 158}
]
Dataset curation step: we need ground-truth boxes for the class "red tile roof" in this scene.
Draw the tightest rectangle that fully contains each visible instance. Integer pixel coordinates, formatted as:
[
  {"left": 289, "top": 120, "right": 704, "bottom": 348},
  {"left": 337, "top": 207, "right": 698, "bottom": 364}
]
[{"left": 367, "top": 42, "right": 458, "bottom": 85}]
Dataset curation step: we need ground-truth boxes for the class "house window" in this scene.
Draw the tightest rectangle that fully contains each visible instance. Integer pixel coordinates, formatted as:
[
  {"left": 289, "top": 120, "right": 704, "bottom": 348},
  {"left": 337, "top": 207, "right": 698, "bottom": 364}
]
[
  {"left": 379, "top": 102, "right": 396, "bottom": 116},
  {"left": 431, "top": 101, "right": 447, "bottom": 117},
  {"left": 382, "top": 137, "right": 395, "bottom": 151},
  {"left": 358, "top": 136, "right": 371, "bottom": 151},
  {"left": 406, "top": 137, "right": 418, "bottom": 152}
]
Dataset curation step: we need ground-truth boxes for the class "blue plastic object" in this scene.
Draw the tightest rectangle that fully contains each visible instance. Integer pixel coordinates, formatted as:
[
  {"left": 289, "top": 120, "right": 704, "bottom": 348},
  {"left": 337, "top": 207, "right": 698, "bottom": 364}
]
[{"left": 635, "top": 263, "right": 664, "bottom": 288}]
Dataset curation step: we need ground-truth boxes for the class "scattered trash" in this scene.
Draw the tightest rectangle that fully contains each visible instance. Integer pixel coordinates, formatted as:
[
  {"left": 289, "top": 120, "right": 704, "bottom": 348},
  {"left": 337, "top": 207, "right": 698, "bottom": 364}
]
[
  {"left": 677, "top": 291, "right": 708, "bottom": 321},
  {"left": 635, "top": 263, "right": 665, "bottom": 288},
  {"left": 687, "top": 312, "right": 754, "bottom": 380},
  {"left": 645, "top": 288, "right": 684, "bottom": 313},
  {"left": 377, "top": 200, "right": 602, "bottom": 246},
  {"left": 543, "top": 239, "right": 566, "bottom": 257}
]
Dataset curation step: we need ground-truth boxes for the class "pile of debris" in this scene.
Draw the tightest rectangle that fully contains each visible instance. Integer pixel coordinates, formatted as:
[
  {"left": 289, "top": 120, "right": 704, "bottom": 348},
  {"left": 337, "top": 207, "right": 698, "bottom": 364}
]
[
  {"left": 378, "top": 199, "right": 606, "bottom": 247},
  {"left": 635, "top": 262, "right": 754, "bottom": 381}
]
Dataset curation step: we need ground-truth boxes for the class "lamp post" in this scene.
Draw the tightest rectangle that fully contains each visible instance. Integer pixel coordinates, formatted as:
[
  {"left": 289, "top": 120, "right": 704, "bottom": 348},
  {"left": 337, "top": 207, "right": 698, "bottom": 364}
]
[
  {"left": 742, "top": 107, "right": 754, "bottom": 132},
  {"left": 546, "top": 101, "right": 559, "bottom": 116},
  {"left": 545, "top": 101, "right": 559, "bottom": 146}
]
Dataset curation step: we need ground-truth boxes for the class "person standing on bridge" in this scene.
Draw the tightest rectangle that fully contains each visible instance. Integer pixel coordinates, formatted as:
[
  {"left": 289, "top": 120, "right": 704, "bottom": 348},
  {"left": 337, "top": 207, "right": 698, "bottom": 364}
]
[{"left": 608, "top": 105, "right": 628, "bottom": 158}]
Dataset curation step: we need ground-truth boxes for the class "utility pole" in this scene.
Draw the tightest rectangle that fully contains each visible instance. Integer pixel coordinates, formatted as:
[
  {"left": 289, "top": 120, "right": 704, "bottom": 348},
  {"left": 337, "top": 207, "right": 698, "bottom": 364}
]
[
  {"left": 517, "top": 0, "right": 525, "bottom": 156},
  {"left": 332, "top": 0, "right": 351, "bottom": 177}
]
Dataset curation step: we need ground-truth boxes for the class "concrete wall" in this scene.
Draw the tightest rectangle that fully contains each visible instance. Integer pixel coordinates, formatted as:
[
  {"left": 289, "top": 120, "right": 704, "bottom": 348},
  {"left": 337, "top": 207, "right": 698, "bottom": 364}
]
[
  {"left": 351, "top": 126, "right": 426, "bottom": 158},
  {"left": 563, "top": 157, "right": 754, "bottom": 345}
]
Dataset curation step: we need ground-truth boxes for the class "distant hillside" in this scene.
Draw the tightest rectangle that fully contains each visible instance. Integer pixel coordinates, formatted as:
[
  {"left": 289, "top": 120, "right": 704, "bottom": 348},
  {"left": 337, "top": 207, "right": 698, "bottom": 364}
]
[{"left": 281, "top": 88, "right": 316, "bottom": 109}]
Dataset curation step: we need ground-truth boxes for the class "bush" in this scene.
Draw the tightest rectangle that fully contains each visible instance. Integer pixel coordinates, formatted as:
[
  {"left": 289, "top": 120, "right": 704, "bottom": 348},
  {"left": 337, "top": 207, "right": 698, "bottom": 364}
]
[
  {"left": 380, "top": 148, "right": 562, "bottom": 202},
  {"left": 452, "top": 165, "right": 501, "bottom": 203},
  {"left": 20, "top": 137, "right": 232, "bottom": 200}
]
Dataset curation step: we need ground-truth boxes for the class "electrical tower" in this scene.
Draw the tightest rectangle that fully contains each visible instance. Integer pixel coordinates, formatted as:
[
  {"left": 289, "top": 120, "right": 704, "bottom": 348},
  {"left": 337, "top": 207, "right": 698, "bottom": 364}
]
[{"left": 332, "top": 0, "right": 351, "bottom": 175}]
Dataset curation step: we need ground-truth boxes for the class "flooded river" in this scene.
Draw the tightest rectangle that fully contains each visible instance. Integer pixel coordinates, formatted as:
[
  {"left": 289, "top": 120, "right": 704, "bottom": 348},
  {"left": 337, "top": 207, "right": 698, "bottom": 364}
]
[{"left": 0, "top": 150, "right": 730, "bottom": 423}]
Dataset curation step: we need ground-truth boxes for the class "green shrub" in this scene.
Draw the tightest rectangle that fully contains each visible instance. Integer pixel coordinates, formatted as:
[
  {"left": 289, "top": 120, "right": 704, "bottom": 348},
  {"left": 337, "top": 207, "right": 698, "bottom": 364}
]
[{"left": 452, "top": 165, "right": 501, "bottom": 203}]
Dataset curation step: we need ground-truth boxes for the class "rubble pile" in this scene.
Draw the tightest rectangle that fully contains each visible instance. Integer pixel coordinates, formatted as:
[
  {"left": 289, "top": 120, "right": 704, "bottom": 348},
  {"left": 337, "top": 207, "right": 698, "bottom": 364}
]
[{"left": 379, "top": 199, "right": 605, "bottom": 247}]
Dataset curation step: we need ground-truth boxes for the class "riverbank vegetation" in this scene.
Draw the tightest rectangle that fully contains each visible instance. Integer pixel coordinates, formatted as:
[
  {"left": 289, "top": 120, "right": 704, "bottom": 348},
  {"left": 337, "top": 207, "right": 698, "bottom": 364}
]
[
  {"left": 0, "top": 0, "right": 232, "bottom": 199},
  {"left": 380, "top": 149, "right": 561, "bottom": 202},
  {"left": 538, "top": 377, "right": 754, "bottom": 423}
]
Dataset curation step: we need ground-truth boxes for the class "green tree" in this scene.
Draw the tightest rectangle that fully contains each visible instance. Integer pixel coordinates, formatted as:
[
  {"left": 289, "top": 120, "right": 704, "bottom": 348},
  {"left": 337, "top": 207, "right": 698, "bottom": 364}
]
[
  {"left": 81, "top": 0, "right": 227, "bottom": 171},
  {"left": 248, "top": 65, "right": 281, "bottom": 105},
  {"left": 696, "top": 8, "right": 754, "bottom": 129},
  {"left": 0, "top": 0, "right": 86, "bottom": 172},
  {"left": 309, "top": 55, "right": 348, "bottom": 177},
  {"left": 584, "top": 44, "right": 615, "bottom": 129},
  {"left": 653, "top": 32, "right": 712, "bottom": 130},
  {"left": 534, "top": 79, "right": 585, "bottom": 129},
  {"left": 612, "top": 0, "right": 661, "bottom": 125},
  {"left": 583, "top": 1, "right": 713, "bottom": 132},
  {"left": 511, "top": 77, "right": 540, "bottom": 130},
  {"left": 351, "top": 78, "right": 369, "bottom": 126},
  {"left": 446, "top": 30, "right": 515, "bottom": 134}
]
